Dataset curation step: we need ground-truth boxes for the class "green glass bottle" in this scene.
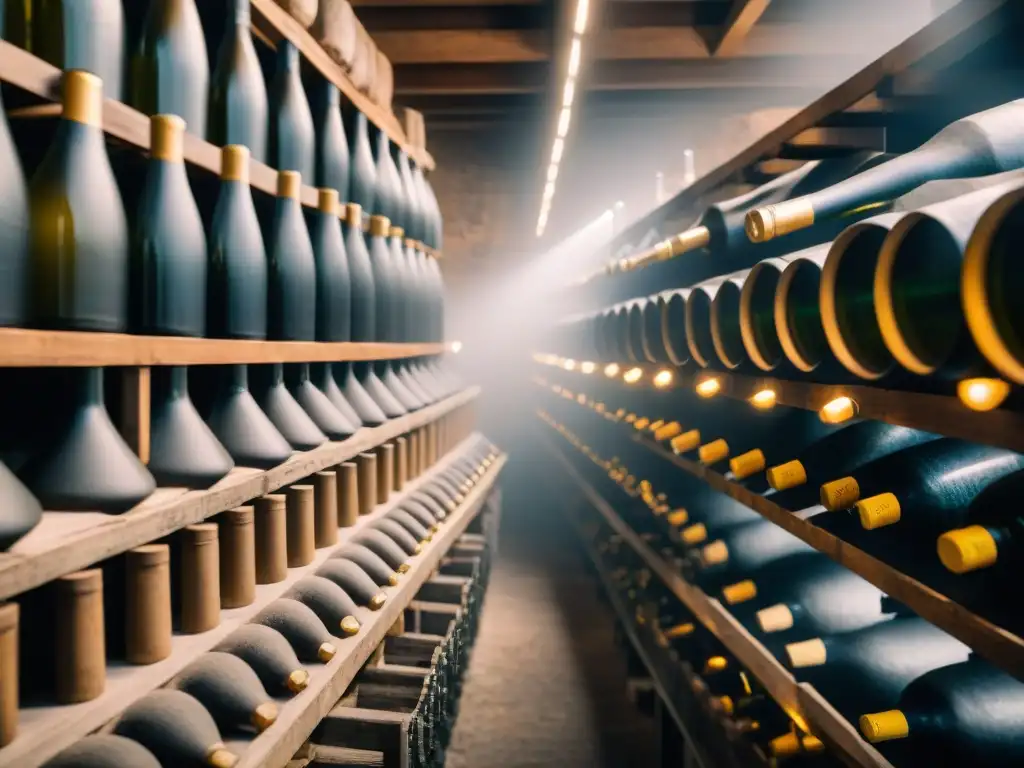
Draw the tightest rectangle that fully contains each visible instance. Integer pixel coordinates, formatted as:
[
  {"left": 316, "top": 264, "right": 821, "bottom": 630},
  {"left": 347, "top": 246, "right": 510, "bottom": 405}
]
[
  {"left": 349, "top": 111, "right": 376, "bottom": 212},
  {"left": 130, "top": 115, "right": 207, "bottom": 337},
  {"left": 130, "top": 0, "right": 209, "bottom": 136},
  {"left": 268, "top": 40, "right": 314, "bottom": 180},
  {"left": 0, "top": 2, "right": 29, "bottom": 328},
  {"left": 266, "top": 171, "right": 315, "bottom": 342},
  {"left": 312, "top": 81, "right": 349, "bottom": 201},
  {"left": 208, "top": 0, "right": 267, "bottom": 161},
  {"left": 31, "top": 0, "right": 125, "bottom": 101}
]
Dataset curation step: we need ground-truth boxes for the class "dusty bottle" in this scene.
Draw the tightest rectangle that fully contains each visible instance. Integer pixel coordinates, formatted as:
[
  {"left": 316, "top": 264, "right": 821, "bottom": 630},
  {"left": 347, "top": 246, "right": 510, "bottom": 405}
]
[
  {"left": 316, "top": 559, "right": 388, "bottom": 609},
  {"left": 349, "top": 111, "right": 376, "bottom": 212},
  {"left": 351, "top": 529, "right": 412, "bottom": 572},
  {"left": 42, "top": 735, "right": 162, "bottom": 768},
  {"left": 373, "top": 517, "right": 422, "bottom": 555},
  {"left": 171, "top": 651, "right": 277, "bottom": 733},
  {"left": 252, "top": 597, "right": 339, "bottom": 663},
  {"left": 333, "top": 544, "right": 400, "bottom": 587},
  {"left": 215, "top": 623, "right": 311, "bottom": 696},
  {"left": 313, "top": 81, "right": 350, "bottom": 199},
  {"left": 268, "top": 40, "right": 314, "bottom": 180},
  {"left": 208, "top": 0, "right": 267, "bottom": 160},
  {"left": 287, "top": 575, "right": 363, "bottom": 636}
]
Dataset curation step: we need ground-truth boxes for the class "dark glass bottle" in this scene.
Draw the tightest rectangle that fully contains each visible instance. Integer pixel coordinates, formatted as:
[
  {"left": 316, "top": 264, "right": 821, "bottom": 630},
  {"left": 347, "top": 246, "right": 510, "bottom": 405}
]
[
  {"left": 284, "top": 361, "right": 355, "bottom": 440},
  {"left": 397, "top": 149, "right": 423, "bottom": 243},
  {"left": 43, "top": 735, "right": 162, "bottom": 768},
  {"left": 214, "top": 623, "right": 311, "bottom": 697},
  {"left": 0, "top": 6, "right": 29, "bottom": 329},
  {"left": 696, "top": 519, "right": 815, "bottom": 594},
  {"left": 0, "top": 460, "right": 42, "bottom": 551},
  {"left": 374, "top": 130, "right": 403, "bottom": 226},
  {"left": 349, "top": 111, "right": 376, "bottom": 212},
  {"left": 747, "top": 100, "right": 1024, "bottom": 244},
  {"left": 30, "top": 0, "right": 125, "bottom": 101},
  {"left": 252, "top": 597, "right": 338, "bottom": 663},
  {"left": 350, "top": 529, "right": 411, "bottom": 572},
  {"left": 207, "top": 145, "right": 267, "bottom": 340},
  {"left": 268, "top": 40, "right": 314, "bottom": 181},
  {"left": 130, "top": 0, "right": 209, "bottom": 135},
  {"left": 131, "top": 114, "right": 207, "bottom": 337},
  {"left": 208, "top": 0, "right": 267, "bottom": 161},
  {"left": 203, "top": 365, "right": 293, "bottom": 468},
  {"left": 385, "top": 508, "right": 430, "bottom": 542},
  {"left": 148, "top": 366, "right": 233, "bottom": 489},
  {"left": 411, "top": 162, "right": 434, "bottom": 248},
  {"left": 312, "top": 81, "right": 350, "bottom": 201},
  {"left": 372, "top": 517, "right": 420, "bottom": 555},
  {"left": 286, "top": 575, "right": 363, "bottom": 636},
  {"left": 858, "top": 658, "right": 1024, "bottom": 766},
  {"left": 171, "top": 651, "right": 277, "bottom": 733},
  {"left": 112, "top": 689, "right": 237, "bottom": 767},
  {"left": 783, "top": 617, "right": 970, "bottom": 721},
  {"left": 316, "top": 559, "right": 388, "bottom": 609},
  {"left": 389, "top": 227, "right": 432, "bottom": 404},
  {"left": 30, "top": 70, "right": 128, "bottom": 332},
  {"left": 266, "top": 170, "right": 315, "bottom": 342},
  {"left": 334, "top": 544, "right": 399, "bottom": 587},
  {"left": 421, "top": 172, "right": 443, "bottom": 253}
]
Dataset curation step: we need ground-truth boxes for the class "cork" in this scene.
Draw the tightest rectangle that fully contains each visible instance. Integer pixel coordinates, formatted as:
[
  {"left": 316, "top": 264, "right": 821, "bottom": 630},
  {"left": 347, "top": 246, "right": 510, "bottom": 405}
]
[
  {"left": 337, "top": 463, "right": 359, "bottom": 528},
  {"left": 313, "top": 471, "right": 339, "bottom": 548},
  {"left": 180, "top": 524, "right": 221, "bottom": 634},
  {"left": 357, "top": 453, "right": 378, "bottom": 516},
  {"left": 218, "top": 506, "right": 256, "bottom": 608},
  {"left": 255, "top": 494, "right": 288, "bottom": 584},
  {"left": 286, "top": 485, "right": 316, "bottom": 567},
  {"left": 125, "top": 545, "right": 172, "bottom": 665},
  {"left": 377, "top": 444, "right": 394, "bottom": 504},
  {"left": 55, "top": 569, "right": 106, "bottom": 703}
]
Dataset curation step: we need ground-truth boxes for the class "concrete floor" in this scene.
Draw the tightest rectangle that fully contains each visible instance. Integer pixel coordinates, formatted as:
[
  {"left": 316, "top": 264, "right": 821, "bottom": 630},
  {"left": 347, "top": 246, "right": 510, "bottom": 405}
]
[{"left": 446, "top": 456, "right": 659, "bottom": 768}]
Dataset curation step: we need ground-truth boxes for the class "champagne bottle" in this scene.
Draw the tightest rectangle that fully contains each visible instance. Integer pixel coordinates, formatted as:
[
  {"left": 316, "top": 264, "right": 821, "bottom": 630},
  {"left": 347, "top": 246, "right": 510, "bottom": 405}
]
[
  {"left": 252, "top": 362, "right": 326, "bottom": 450},
  {"left": 372, "top": 518, "right": 421, "bottom": 555},
  {"left": 397, "top": 499, "right": 439, "bottom": 527},
  {"left": 351, "top": 529, "right": 413, "bottom": 572},
  {"left": 0, "top": 461, "right": 42, "bottom": 551},
  {"left": 760, "top": 244, "right": 834, "bottom": 374},
  {"left": 43, "top": 735, "right": 162, "bottom": 768},
  {"left": 268, "top": 40, "right": 314, "bottom": 180},
  {"left": 171, "top": 651, "right": 278, "bottom": 733},
  {"left": 349, "top": 111, "right": 377, "bottom": 212},
  {"left": 384, "top": 508, "right": 431, "bottom": 542},
  {"left": 0, "top": 9, "right": 29, "bottom": 329},
  {"left": 372, "top": 128, "right": 401, "bottom": 223},
  {"left": 782, "top": 617, "right": 970, "bottom": 721},
  {"left": 208, "top": 0, "right": 267, "bottom": 161},
  {"left": 130, "top": 0, "right": 209, "bottom": 134},
  {"left": 286, "top": 575, "right": 363, "bottom": 635},
  {"left": 334, "top": 544, "right": 400, "bottom": 587},
  {"left": 396, "top": 149, "right": 423, "bottom": 243},
  {"left": 131, "top": 115, "right": 207, "bottom": 337},
  {"left": 148, "top": 366, "right": 234, "bottom": 488},
  {"left": 747, "top": 100, "right": 1024, "bottom": 243},
  {"left": 202, "top": 365, "right": 293, "bottom": 469},
  {"left": 207, "top": 145, "right": 267, "bottom": 340},
  {"left": 311, "top": 188, "right": 352, "bottom": 344},
  {"left": 214, "top": 623, "right": 311, "bottom": 696},
  {"left": 30, "top": 71, "right": 128, "bottom": 332},
  {"left": 858, "top": 658, "right": 1024, "bottom": 765},
  {"left": 266, "top": 170, "right": 315, "bottom": 341},
  {"left": 764, "top": 421, "right": 941, "bottom": 509},
  {"left": 811, "top": 440, "right": 1024, "bottom": 539},
  {"left": 30, "top": 0, "right": 125, "bottom": 101},
  {"left": 697, "top": 520, "right": 816, "bottom": 594},
  {"left": 936, "top": 468, "right": 1024, "bottom": 576},
  {"left": 252, "top": 597, "right": 339, "bottom": 663},
  {"left": 316, "top": 559, "right": 388, "bottom": 609},
  {"left": 312, "top": 81, "right": 350, "bottom": 199},
  {"left": 112, "top": 689, "right": 237, "bottom": 767},
  {"left": 407, "top": 489, "right": 450, "bottom": 520},
  {"left": 391, "top": 229, "right": 433, "bottom": 403}
]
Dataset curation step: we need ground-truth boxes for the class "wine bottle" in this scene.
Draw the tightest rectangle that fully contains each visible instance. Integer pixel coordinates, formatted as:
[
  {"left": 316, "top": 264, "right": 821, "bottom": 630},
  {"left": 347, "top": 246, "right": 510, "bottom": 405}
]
[
  {"left": 397, "top": 499, "right": 438, "bottom": 528},
  {"left": 148, "top": 366, "right": 234, "bottom": 488},
  {"left": 30, "top": 70, "right": 128, "bottom": 332},
  {"left": 266, "top": 170, "right": 315, "bottom": 341},
  {"left": 0, "top": 12, "right": 28, "bottom": 329},
  {"left": 30, "top": 0, "right": 125, "bottom": 101},
  {"left": 202, "top": 365, "right": 293, "bottom": 469},
  {"left": 351, "top": 529, "right": 412, "bottom": 572},
  {"left": 349, "top": 111, "right": 377, "bottom": 212},
  {"left": 311, "top": 187, "right": 351, "bottom": 343},
  {"left": 697, "top": 519, "right": 816, "bottom": 594},
  {"left": 131, "top": 114, "right": 207, "bottom": 337},
  {"left": 372, "top": 127, "right": 400, "bottom": 222},
  {"left": 207, "top": 145, "right": 267, "bottom": 340},
  {"left": 171, "top": 651, "right": 278, "bottom": 733},
  {"left": 316, "top": 559, "right": 388, "bottom": 609},
  {"left": 215, "top": 623, "right": 311, "bottom": 696},
  {"left": 312, "top": 81, "right": 350, "bottom": 199},
  {"left": 858, "top": 658, "right": 1024, "bottom": 765},
  {"left": 747, "top": 100, "right": 1024, "bottom": 243},
  {"left": 383, "top": 508, "right": 431, "bottom": 542},
  {"left": 333, "top": 544, "right": 399, "bottom": 587},
  {"left": 764, "top": 421, "right": 941, "bottom": 509},
  {"left": 286, "top": 575, "right": 363, "bottom": 635},
  {"left": 112, "top": 689, "right": 237, "bottom": 767},
  {"left": 782, "top": 617, "right": 970, "bottom": 721},
  {"left": 811, "top": 440, "right": 1024, "bottom": 540},
  {"left": 408, "top": 489, "right": 451, "bottom": 519},
  {"left": 43, "top": 735, "right": 162, "bottom": 768},
  {"left": 208, "top": 0, "right": 267, "bottom": 160},
  {"left": 268, "top": 40, "right": 314, "bottom": 180},
  {"left": 130, "top": 0, "right": 209, "bottom": 134},
  {"left": 253, "top": 597, "right": 339, "bottom": 662},
  {"left": 372, "top": 518, "right": 421, "bottom": 555},
  {"left": 0, "top": 461, "right": 42, "bottom": 551},
  {"left": 252, "top": 362, "right": 327, "bottom": 450}
]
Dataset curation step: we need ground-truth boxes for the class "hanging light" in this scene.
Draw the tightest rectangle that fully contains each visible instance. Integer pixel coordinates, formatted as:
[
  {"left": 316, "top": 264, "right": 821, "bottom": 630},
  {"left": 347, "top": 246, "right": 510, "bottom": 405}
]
[
  {"left": 819, "top": 396, "right": 858, "bottom": 424},
  {"left": 623, "top": 367, "right": 644, "bottom": 384},
  {"left": 653, "top": 369, "right": 674, "bottom": 389},
  {"left": 958, "top": 378, "right": 1010, "bottom": 412},
  {"left": 580, "top": 361, "right": 596, "bottom": 374},
  {"left": 604, "top": 363, "right": 621, "bottom": 378},
  {"left": 696, "top": 377, "right": 721, "bottom": 398},
  {"left": 750, "top": 388, "right": 777, "bottom": 410}
]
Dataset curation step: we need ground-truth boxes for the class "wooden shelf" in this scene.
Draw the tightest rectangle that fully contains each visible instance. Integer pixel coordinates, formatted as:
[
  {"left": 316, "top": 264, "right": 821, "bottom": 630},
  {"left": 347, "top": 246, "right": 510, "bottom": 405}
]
[
  {"left": 541, "top": 423, "right": 893, "bottom": 768},
  {"left": 630, "top": 432, "right": 1024, "bottom": 680},
  {"left": 0, "top": 387, "right": 479, "bottom": 603},
  {"left": 0, "top": 438, "right": 504, "bottom": 768},
  {"left": 249, "top": 0, "right": 435, "bottom": 172},
  {"left": 0, "top": 329, "right": 445, "bottom": 368}
]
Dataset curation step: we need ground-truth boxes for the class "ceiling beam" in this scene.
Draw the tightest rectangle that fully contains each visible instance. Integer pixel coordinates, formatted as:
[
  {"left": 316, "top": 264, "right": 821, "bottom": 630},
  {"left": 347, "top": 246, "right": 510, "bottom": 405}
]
[{"left": 714, "top": 0, "right": 772, "bottom": 56}]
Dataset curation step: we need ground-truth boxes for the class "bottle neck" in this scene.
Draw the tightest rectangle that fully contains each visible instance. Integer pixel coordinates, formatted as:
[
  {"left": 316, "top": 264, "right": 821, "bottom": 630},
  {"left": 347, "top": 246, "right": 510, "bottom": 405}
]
[
  {"left": 229, "top": 0, "right": 251, "bottom": 25},
  {"left": 156, "top": 366, "right": 190, "bottom": 400},
  {"left": 229, "top": 364, "right": 249, "bottom": 390},
  {"left": 279, "top": 41, "right": 300, "bottom": 72},
  {"left": 78, "top": 368, "right": 105, "bottom": 407}
]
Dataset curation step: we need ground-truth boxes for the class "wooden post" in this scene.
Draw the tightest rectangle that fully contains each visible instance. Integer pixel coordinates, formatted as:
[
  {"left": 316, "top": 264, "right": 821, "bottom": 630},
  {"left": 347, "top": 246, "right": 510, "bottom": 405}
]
[
  {"left": 125, "top": 545, "right": 172, "bottom": 665},
  {"left": 119, "top": 366, "right": 151, "bottom": 463},
  {"left": 219, "top": 506, "right": 256, "bottom": 608},
  {"left": 180, "top": 524, "right": 220, "bottom": 634}
]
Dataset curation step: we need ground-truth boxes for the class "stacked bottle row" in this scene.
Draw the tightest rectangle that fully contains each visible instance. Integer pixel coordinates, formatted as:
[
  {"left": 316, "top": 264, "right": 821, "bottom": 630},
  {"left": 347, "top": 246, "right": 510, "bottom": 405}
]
[
  {"left": 560, "top": 98, "right": 1024, "bottom": 388},
  {"left": 0, "top": 64, "right": 462, "bottom": 551},
  {"left": 0, "top": 435, "right": 499, "bottom": 762},
  {"left": 540, "top": 385, "right": 1024, "bottom": 768}
]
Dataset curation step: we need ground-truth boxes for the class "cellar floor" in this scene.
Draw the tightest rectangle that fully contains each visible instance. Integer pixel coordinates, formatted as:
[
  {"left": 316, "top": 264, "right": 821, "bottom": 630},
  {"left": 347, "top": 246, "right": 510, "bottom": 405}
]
[{"left": 445, "top": 457, "right": 659, "bottom": 768}]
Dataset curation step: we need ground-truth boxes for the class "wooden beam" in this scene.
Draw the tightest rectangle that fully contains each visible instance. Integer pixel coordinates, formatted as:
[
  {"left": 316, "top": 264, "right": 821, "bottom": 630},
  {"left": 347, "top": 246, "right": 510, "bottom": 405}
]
[
  {"left": 352, "top": 0, "right": 538, "bottom": 5},
  {"left": 376, "top": 29, "right": 550, "bottom": 65},
  {"left": 714, "top": 0, "right": 772, "bottom": 56},
  {"left": 779, "top": 126, "right": 887, "bottom": 159}
]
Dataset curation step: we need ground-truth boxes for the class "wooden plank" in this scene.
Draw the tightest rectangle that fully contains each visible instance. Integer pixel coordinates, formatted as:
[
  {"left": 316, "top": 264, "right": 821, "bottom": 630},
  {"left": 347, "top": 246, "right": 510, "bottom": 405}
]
[
  {"left": 0, "top": 388, "right": 479, "bottom": 602},
  {"left": 227, "top": 455, "right": 505, "bottom": 768},
  {"left": 714, "top": 0, "right": 772, "bottom": 57},
  {"left": 248, "top": 0, "right": 433, "bottom": 171},
  {"left": 0, "top": 329, "right": 443, "bottom": 367},
  {"left": 543, "top": 431, "right": 895, "bottom": 768},
  {"left": 0, "top": 440, "right": 502, "bottom": 768},
  {"left": 314, "top": 707, "right": 408, "bottom": 753},
  {"left": 784, "top": 127, "right": 887, "bottom": 152},
  {"left": 631, "top": 434, "right": 1024, "bottom": 681}
]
